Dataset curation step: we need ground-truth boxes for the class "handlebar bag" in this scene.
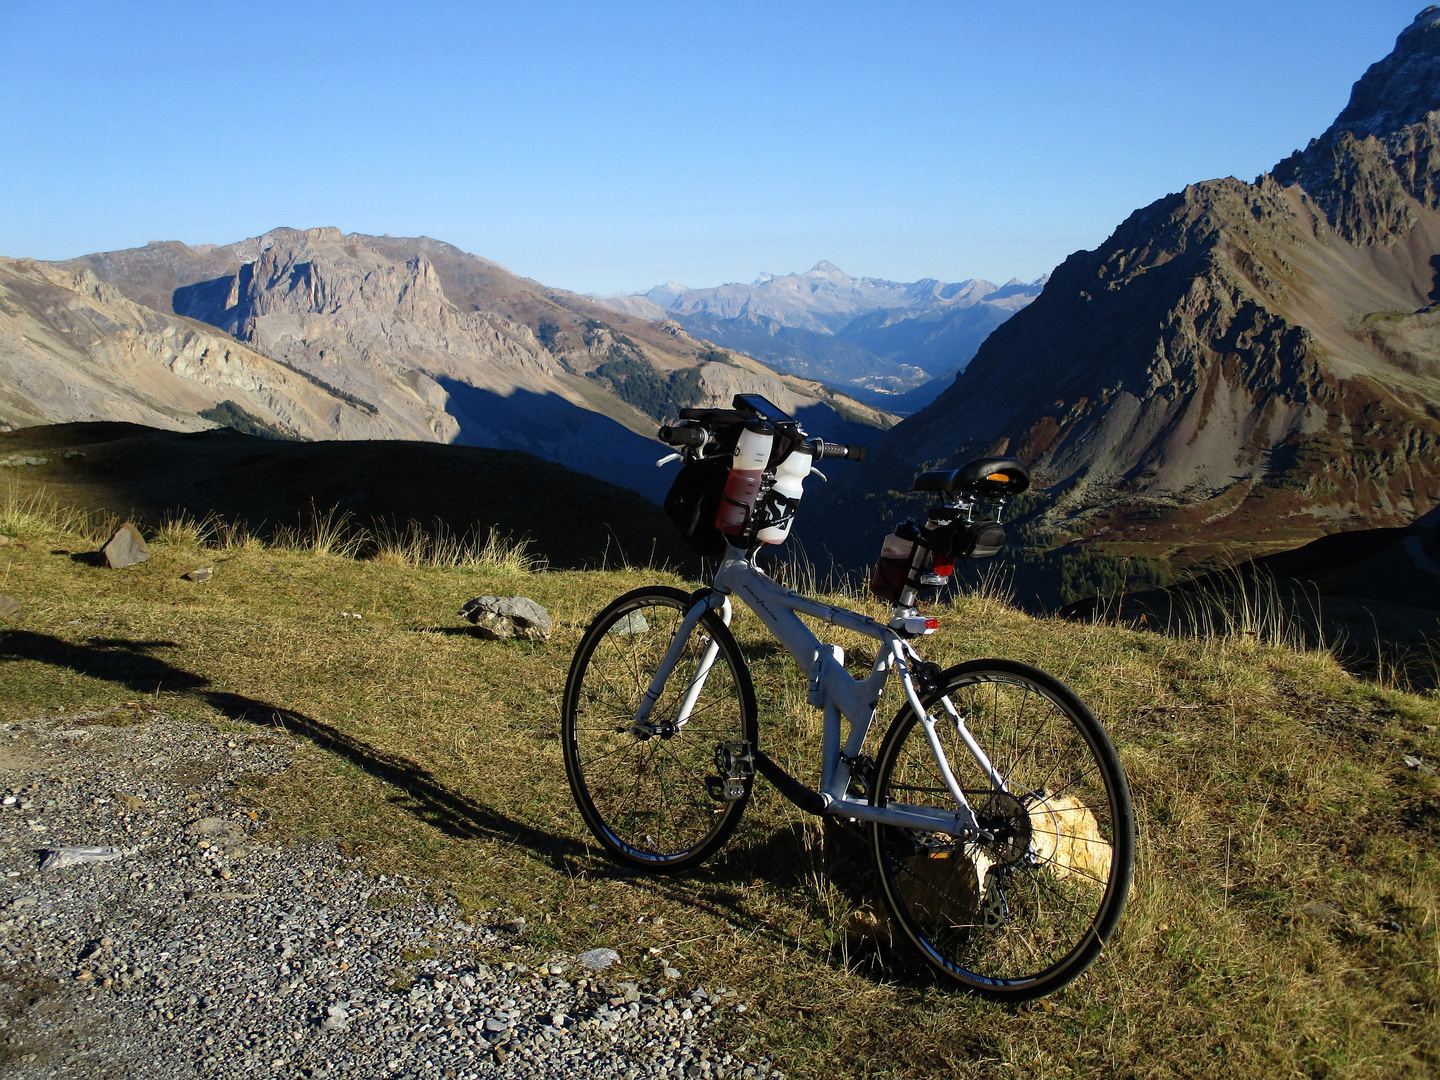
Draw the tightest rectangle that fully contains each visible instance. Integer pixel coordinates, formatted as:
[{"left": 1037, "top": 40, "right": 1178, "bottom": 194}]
[{"left": 664, "top": 457, "right": 731, "bottom": 556}]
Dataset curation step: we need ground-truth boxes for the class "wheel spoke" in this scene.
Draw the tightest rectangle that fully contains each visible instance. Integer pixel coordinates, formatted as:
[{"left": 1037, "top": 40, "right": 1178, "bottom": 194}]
[
  {"left": 564, "top": 592, "right": 754, "bottom": 871},
  {"left": 870, "top": 663, "right": 1133, "bottom": 999}
]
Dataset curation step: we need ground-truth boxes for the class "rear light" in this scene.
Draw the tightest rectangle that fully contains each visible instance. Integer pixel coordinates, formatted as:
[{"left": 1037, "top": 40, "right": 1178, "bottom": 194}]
[{"left": 902, "top": 616, "right": 939, "bottom": 635}]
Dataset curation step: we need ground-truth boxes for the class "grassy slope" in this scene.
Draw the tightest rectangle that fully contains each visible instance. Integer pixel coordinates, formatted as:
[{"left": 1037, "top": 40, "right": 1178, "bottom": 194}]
[{"left": 1, "top": 500, "right": 1438, "bottom": 1079}]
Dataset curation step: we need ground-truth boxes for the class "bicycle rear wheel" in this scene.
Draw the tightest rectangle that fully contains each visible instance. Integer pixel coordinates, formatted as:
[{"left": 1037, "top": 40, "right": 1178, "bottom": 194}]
[
  {"left": 870, "top": 659, "right": 1134, "bottom": 1000},
  {"left": 562, "top": 586, "right": 757, "bottom": 873}
]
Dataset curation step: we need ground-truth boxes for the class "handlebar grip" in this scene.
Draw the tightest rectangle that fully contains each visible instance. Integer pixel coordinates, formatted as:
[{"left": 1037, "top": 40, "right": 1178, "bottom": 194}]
[
  {"left": 819, "top": 441, "right": 866, "bottom": 462},
  {"left": 658, "top": 424, "right": 708, "bottom": 447}
]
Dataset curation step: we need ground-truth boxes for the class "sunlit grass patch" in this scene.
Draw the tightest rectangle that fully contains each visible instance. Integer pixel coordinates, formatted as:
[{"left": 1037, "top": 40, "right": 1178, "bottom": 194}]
[{"left": 0, "top": 506, "right": 1437, "bottom": 1078}]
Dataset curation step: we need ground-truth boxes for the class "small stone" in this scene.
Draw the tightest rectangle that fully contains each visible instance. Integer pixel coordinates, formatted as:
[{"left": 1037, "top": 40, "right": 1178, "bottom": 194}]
[
  {"left": 458, "top": 596, "right": 552, "bottom": 642},
  {"left": 1299, "top": 901, "right": 1343, "bottom": 922},
  {"left": 0, "top": 595, "right": 18, "bottom": 620},
  {"left": 183, "top": 567, "right": 213, "bottom": 583},
  {"left": 1403, "top": 754, "right": 1436, "bottom": 775},
  {"left": 663, "top": 965, "right": 681, "bottom": 981},
  {"left": 321, "top": 1002, "right": 350, "bottom": 1031},
  {"left": 484, "top": 1017, "right": 509, "bottom": 1033},
  {"left": 608, "top": 611, "right": 650, "bottom": 636},
  {"left": 41, "top": 846, "right": 126, "bottom": 871},
  {"left": 577, "top": 947, "right": 621, "bottom": 971},
  {"left": 101, "top": 523, "right": 150, "bottom": 569},
  {"left": 114, "top": 792, "right": 145, "bottom": 811}
]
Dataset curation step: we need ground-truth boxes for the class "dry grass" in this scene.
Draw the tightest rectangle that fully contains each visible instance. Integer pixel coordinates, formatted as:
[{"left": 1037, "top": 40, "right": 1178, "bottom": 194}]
[
  {"left": 2, "top": 502, "right": 1438, "bottom": 1078},
  {"left": 1, "top": 477, "right": 117, "bottom": 546}
]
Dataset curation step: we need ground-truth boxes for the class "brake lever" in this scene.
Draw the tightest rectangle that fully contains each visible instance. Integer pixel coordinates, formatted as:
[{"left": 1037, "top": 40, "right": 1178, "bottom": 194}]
[
  {"left": 656, "top": 453, "right": 683, "bottom": 467},
  {"left": 809, "top": 467, "right": 828, "bottom": 482}
]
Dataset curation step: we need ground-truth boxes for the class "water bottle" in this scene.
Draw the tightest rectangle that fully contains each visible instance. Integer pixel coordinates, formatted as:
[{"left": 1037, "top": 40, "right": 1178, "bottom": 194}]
[
  {"left": 755, "top": 448, "right": 812, "bottom": 545},
  {"left": 870, "top": 521, "right": 919, "bottom": 602},
  {"left": 715, "top": 420, "right": 774, "bottom": 536}
]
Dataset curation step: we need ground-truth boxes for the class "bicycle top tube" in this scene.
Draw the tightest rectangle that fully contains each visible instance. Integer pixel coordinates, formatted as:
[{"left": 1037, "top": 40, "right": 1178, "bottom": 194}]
[{"left": 710, "top": 544, "right": 892, "bottom": 657}]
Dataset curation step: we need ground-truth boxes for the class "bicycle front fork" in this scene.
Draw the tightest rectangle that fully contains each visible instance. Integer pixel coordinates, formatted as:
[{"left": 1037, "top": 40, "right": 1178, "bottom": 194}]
[{"left": 629, "top": 592, "right": 732, "bottom": 738}]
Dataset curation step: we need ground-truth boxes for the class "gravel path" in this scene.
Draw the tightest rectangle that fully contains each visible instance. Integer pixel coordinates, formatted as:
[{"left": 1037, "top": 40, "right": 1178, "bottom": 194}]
[{"left": 0, "top": 710, "right": 780, "bottom": 1080}]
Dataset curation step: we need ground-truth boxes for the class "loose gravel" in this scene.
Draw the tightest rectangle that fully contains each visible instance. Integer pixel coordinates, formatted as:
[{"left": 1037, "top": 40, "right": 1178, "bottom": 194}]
[{"left": 0, "top": 710, "right": 781, "bottom": 1080}]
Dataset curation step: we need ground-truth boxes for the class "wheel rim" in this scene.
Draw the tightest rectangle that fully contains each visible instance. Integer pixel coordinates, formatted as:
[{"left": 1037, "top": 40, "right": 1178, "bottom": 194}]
[
  {"left": 875, "top": 670, "right": 1125, "bottom": 990},
  {"left": 569, "top": 597, "right": 750, "bottom": 865}
]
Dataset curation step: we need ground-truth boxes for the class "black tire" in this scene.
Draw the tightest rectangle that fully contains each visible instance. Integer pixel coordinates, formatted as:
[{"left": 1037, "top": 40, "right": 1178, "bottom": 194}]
[
  {"left": 562, "top": 586, "right": 758, "bottom": 873},
  {"left": 869, "top": 659, "right": 1134, "bottom": 1000}
]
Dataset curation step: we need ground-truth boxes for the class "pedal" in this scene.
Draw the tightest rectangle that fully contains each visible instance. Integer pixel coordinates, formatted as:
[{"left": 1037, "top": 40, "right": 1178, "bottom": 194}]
[
  {"left": 705, "top": 776, "right": 748, "bottom": 802},
  {"left": 706, "top": 741, "right": 754, "bottom": 802}
]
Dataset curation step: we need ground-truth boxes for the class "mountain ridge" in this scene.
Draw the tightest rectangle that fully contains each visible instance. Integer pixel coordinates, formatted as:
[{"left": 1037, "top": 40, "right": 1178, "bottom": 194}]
[
  {"left": 1, "top": 228, "right": 894, "bottom": 502},
  {"left": 593, "top": 261, "right": 1046, "bottom": 410},
  {"left": 806, "top": 7, "right": 1440, "bottom": 599}
]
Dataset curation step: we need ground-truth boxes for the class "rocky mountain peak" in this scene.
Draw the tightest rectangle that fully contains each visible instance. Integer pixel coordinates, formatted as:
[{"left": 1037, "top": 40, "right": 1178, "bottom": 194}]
[
  {"left": 1329, "top": 7, "right": 1440, "bottom": 139},
  {"left": 1272, "top": 7, "right": 1440, "bottom": 244}
]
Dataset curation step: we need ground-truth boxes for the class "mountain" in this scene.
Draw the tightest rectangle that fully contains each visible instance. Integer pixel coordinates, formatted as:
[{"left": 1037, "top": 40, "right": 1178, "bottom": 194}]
[
  {"left": 2, "top": 229, "right": 893, "bottom": 503},
  {"left": 808, "top": 7, "right": 1440, "bottom": 602},
  {"left": 594, "top": 262, "right": 1045, "bottom": 411},
  {"left": 0, "top": 256, "right": 383, "bottom": 441}
]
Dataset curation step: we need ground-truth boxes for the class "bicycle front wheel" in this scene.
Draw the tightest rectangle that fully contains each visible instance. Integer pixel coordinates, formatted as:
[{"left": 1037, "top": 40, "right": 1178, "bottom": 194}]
[
  {"left": 562, "top": 586, "right": 758, "bottom": 873},
  {"left": 870, "top": 659, "right": 1134, "bottom": 1000}
]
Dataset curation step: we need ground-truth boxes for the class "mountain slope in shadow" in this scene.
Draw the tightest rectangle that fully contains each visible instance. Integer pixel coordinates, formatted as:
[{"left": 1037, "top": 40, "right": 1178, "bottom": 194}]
[{"left": 0, "top": 422, "right": 691, "bottom": 571}]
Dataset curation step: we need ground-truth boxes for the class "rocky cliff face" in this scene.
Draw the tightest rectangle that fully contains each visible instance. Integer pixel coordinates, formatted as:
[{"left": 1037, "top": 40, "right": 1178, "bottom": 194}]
[
  {"left": 0, "top": 257, "right": 381, "bottom": 440},
  {"left": 809, "top": 7, "right": 1440, "bottom": 582},
  {"left": 22, "top": 228, "right": 890, "bottom": 501}
]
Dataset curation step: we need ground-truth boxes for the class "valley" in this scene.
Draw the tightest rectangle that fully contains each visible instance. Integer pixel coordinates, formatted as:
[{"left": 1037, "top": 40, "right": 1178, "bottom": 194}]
[{"left": 596, "top": 262, "right": 1044, "bottom": 412}]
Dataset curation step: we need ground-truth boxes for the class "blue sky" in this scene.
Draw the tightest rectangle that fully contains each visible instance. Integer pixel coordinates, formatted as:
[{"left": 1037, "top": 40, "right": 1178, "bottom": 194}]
[{"left": 0, "top": 1, "right": 1424, "bottom": 293}]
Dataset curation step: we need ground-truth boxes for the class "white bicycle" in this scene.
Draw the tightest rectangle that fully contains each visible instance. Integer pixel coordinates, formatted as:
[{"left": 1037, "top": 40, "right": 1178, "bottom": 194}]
[{"left": 562, "top": 396, "right": 1134, "bottom": 1000}]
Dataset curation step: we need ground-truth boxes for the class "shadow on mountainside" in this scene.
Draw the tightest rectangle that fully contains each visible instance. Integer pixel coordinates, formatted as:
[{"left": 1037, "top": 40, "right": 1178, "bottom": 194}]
[
  {"left": 436, "top": 381, "right": 671, "bottom": 504},
  {"left": 1060, "top": 520, "right": 1440, "bottom": 690},
  {"left": 0, "top": 422, "right": 691, "bottom": 571}
]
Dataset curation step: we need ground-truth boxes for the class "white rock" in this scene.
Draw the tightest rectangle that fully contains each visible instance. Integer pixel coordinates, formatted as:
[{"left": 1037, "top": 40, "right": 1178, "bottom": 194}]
[{"left": 577, "top": 947, "right": 621, "bottom": 971}]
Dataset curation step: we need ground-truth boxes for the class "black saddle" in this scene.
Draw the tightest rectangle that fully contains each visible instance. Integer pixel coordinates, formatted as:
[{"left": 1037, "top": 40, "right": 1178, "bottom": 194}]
[{"left": 913, "top": 456, "right": 1031, "bottom": 498}]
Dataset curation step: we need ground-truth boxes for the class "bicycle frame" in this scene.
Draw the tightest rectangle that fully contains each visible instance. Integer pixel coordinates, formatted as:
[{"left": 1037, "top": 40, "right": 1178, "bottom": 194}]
[{"left": 634, "top": 544, "right": 1007, "bottom": 838}]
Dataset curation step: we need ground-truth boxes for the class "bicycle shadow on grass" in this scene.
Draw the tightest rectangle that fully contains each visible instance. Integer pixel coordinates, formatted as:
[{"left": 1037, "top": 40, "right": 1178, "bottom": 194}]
[
  {"left": 0, "top": 630, "right": 587, "bottom": 862},
  {"left": 566, "top": 815, "right": 933, "bottom": 988},
  {"left": 1, "top": 630, "right": 928, "bottom": 983}
]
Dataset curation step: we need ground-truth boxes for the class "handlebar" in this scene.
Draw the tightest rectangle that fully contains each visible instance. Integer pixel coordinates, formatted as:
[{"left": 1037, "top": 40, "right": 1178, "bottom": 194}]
[
  {"left": 658, "top": 424, "right": 709, "bottom": 448},
  {"left": 657, "top": 422, "right": 866, "bottom": 462},
  {"left": 814, "top": 440, "right": 866, "bottom": 462}
]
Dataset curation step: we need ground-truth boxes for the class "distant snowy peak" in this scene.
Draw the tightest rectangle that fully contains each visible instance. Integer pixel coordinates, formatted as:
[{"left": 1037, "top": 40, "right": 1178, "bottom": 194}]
[
  {"left": 588, "top": 261, "right": 1050, "bottom": 406},
  {"left": 604, "top": 263, "right": 1045, "bottom": 325},
  {"left": 642, "top": 281, "right": 689, "bottom": 306}
]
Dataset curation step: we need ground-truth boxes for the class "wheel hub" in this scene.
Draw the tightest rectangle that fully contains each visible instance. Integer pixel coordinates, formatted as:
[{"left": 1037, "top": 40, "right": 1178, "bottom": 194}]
[{"left": 976, "top": 791, "right": 1033, "bottom": 868}]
